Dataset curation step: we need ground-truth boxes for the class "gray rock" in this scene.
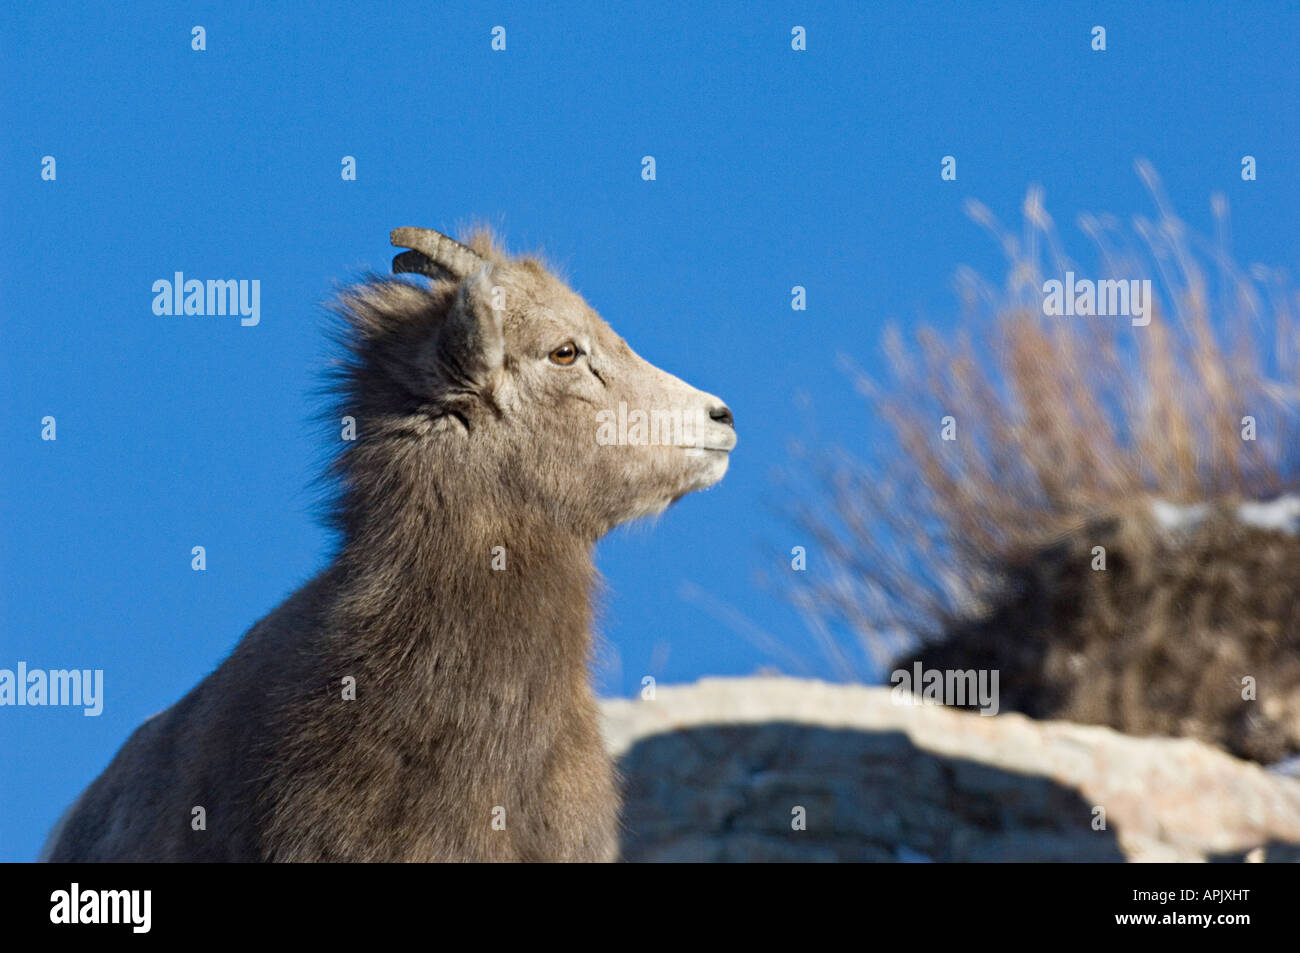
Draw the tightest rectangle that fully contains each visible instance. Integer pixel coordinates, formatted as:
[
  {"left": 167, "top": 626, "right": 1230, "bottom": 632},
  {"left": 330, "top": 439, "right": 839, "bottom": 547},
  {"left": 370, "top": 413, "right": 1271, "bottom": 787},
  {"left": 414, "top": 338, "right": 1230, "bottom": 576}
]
[{"left": 602, "top": 677, "right": 1300, "bottom": 862}]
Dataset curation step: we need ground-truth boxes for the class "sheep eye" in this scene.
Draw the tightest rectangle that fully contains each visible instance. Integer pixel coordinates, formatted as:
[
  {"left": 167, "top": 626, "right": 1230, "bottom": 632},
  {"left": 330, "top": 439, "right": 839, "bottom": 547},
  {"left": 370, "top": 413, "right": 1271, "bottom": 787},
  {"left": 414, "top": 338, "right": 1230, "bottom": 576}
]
[{"left": 548, "top": 342, "right": 579, "bottom": 365}]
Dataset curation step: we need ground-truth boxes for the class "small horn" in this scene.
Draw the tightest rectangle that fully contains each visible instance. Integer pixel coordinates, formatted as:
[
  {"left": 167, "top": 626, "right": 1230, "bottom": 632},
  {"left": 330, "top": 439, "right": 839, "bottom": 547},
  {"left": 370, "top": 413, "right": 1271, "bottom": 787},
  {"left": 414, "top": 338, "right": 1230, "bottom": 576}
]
[{"left": 390, "top": 227, "right": 484, "bottom": 281}]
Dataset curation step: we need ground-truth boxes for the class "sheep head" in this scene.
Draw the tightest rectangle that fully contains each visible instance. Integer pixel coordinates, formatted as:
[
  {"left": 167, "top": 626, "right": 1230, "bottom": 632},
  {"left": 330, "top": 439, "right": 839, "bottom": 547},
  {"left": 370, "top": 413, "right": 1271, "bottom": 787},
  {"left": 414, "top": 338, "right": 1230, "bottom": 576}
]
[{"left": 331, "top": 227, "right": 736, "bottom": 541}]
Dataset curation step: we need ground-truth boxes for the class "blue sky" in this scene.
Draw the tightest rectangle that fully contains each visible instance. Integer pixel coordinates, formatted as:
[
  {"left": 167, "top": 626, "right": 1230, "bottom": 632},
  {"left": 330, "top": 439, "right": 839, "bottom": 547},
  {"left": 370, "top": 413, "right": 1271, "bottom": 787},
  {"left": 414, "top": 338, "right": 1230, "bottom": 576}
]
[{"left": 2, "top": 1, "right": 1297, "bottom": 860}]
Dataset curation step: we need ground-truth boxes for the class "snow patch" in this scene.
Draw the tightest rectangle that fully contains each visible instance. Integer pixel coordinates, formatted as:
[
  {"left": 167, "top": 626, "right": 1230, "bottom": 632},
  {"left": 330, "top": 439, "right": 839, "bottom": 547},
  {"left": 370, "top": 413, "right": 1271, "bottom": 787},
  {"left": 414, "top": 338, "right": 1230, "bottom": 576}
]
[
  {"left": 1150, "top": 499, "right": 1210, "bottom": 533},
  {"left": 1150, "top": 495, "right": 1300, "bottom": 536},
  {"left": 1236, "top": 495, "right": 1300, "bottom": 535}
]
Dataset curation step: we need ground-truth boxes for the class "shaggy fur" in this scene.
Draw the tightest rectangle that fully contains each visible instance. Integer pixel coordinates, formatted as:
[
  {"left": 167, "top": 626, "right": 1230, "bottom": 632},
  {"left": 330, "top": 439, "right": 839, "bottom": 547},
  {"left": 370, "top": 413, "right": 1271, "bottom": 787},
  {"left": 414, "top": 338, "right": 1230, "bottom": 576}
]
[{"left": 42, "top": 229, "right": 736, "bottom": 861}]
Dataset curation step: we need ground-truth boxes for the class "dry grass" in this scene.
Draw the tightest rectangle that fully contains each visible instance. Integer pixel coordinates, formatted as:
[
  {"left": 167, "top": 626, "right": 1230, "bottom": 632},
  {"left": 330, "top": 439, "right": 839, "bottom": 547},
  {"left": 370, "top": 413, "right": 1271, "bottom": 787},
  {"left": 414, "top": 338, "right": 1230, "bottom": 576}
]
[
  {"left": 895, "top": 507, "right": 1300, "bottom": 762},
  {"left": 779, "top": 162, "right": 1300, "bottom": 753}
]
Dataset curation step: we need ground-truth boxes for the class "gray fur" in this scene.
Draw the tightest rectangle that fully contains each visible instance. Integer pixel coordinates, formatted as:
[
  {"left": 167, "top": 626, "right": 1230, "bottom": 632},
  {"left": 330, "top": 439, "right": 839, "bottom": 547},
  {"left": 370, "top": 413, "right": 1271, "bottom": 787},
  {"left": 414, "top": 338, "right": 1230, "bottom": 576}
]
[{"left": 42, "top": 229, "right": 735, "bottom": 861}]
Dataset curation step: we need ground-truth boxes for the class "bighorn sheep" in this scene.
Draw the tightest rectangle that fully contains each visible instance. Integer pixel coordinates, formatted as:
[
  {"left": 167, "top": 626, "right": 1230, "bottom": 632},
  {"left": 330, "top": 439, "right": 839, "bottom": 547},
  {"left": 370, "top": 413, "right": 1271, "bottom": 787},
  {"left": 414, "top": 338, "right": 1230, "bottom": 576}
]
[{"left": 42, "top": 227, "right": 736, "bottom": 861}]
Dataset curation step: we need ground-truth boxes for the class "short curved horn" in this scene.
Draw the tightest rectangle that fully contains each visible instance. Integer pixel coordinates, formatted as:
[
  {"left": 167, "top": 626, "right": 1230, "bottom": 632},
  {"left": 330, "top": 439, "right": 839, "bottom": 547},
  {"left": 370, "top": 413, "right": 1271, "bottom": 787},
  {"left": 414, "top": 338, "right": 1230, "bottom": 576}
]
[{"left": 391, "top": 227, "right": 485, "bottom": 281}]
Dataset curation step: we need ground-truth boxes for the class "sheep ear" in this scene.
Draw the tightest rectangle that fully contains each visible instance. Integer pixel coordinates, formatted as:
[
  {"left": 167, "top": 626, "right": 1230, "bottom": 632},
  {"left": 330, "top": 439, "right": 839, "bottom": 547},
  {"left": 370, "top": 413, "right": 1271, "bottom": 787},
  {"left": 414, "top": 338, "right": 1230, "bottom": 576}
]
[{"left": 437, "top": 264, "right": 505, "bottom": 389}]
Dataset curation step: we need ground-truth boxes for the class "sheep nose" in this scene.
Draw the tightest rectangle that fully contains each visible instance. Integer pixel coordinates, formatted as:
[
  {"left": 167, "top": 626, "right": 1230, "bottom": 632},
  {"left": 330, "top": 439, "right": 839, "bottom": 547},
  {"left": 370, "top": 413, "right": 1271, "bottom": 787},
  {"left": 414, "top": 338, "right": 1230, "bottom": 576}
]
[{"left": 709, "top": 403, "right": 734, "bottom": 428}]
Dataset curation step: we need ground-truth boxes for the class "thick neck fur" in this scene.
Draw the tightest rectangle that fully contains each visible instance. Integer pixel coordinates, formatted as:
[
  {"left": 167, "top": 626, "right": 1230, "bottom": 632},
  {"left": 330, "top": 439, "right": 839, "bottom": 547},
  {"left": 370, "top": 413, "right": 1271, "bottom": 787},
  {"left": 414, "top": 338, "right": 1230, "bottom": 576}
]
[
  {"left": 262, "top": 423, "right": 601, "bottom": 860},
  {"left": 331, "top": 432, "right": 598, "bottom": 694}
]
